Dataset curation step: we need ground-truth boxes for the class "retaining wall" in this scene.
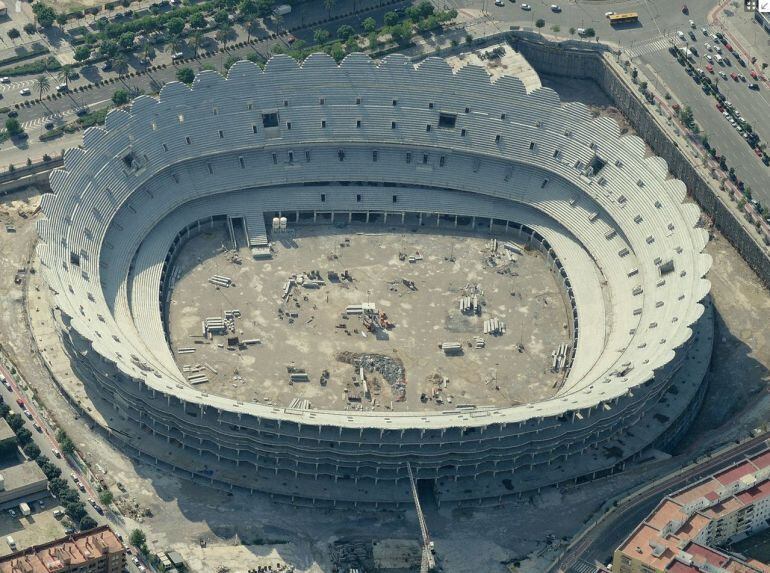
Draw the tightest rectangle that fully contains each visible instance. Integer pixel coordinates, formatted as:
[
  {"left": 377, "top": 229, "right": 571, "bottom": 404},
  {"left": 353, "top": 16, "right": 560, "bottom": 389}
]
[{"left": 511, "top": 33, "right": 770, "bottom": 287}]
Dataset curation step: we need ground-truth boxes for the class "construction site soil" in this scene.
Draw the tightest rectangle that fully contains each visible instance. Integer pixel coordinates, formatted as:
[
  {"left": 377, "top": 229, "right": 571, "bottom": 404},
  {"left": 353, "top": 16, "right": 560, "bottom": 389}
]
[{"left": 166, "top": 224, "right": 571, "bottom": 412}]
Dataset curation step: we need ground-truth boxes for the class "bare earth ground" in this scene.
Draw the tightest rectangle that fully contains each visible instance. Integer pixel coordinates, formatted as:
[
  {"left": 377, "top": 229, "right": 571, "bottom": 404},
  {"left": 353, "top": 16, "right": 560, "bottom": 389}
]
[{"left": 167, "top": 225, "right": 568, "bottom": 412}]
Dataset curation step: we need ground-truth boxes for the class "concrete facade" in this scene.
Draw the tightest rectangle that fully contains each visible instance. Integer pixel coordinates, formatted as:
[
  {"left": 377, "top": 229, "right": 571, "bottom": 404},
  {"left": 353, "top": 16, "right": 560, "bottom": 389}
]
[{"left": 36, "top": 54, "right": 712, "bottom": 506}]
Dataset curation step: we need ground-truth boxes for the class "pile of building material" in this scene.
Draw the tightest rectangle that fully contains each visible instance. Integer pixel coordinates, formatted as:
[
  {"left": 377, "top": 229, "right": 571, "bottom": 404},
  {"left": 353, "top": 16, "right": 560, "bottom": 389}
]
[
  {"left": 287, "top": 366, "right": 309, "bottom": 383},
  {"left": 441, "top": 342, "right": 463, "bottom": 355},
  {"left": 202, "top": 317, "right": 227, "bottom": 337},
  {"left": 483, "top": 318, "right": 506, "bottom": 335},
  {"left": 473, "top": 336, "right": 485, "bottom": 349},
  {"left": 551, "top": 343, "right": 571, "bottom": 372},
  {"left": 459, "top": 294, "right": 481, "bottom": 315},
  {"left": 345, "top": 302, "right": 377, "bottom": 316},
  {"left": 208, "top": 275, "right": 232, "bottom": 288},
  {"left": 288, "top": 398, "right": 312, "bottom": 410}
]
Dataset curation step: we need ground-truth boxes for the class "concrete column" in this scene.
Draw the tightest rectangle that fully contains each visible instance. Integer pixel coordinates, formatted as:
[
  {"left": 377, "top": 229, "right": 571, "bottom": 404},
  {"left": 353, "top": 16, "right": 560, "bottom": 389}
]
[
  {"left": 401, "top": 212, "right": 405, "bottom": 224},
  {"left": 454, "top": 215, "right": 458, "bottom": 227},
  {"left": 348, "top": 212, "right": 353, "bottom": 223},
  {"left": 366, "top": 211, "right": 370, "bottom": 223},
  {"left": 383, "top": 212, "right": 387, "bottom": 224},
  {"left": 313, "top": 211, "right": 317, "bottom": 222}
]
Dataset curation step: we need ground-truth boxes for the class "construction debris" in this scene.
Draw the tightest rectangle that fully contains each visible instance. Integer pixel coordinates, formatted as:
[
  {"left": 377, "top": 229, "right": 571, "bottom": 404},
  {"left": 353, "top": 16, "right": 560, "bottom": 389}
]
[
  {"left": 483, "top": 318, "right": 506, "bottom": 336},
  {"left": 551, "top": 343, "right": 571, "bottom": 372},
  {"left": 337, "top": 352, "right": 406, "bottom": 401},
  {"left": 208, "top": 275, "right": 233, "bottom": 288},
  {"left": 441, "top": 342, "right": 463, "bottom": 355}
]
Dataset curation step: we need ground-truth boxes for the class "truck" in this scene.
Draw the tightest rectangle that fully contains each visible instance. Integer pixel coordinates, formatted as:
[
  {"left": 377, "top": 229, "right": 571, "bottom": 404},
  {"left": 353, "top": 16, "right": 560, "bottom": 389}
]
[
  {"left": 18, "top": 503, "right": 30, "bottom": 517},
  {"left": 274, "top": 4, "right": 291, "bottom": 16}
]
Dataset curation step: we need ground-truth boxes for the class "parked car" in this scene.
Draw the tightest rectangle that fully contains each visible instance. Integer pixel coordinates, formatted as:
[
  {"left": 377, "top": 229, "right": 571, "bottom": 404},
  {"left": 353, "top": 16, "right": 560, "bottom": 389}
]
[
  {"left": 19, "top": 88, "right": 30, "bottom": 96},
  {"left": 748, "top": 83, "right": 759, "bottom": 90},
  {"left": 605, "top": 11, "right": 614, "bottom": 17},
  {"left": 550, "top": 4, "right": 561, "bottom": 12},
  {"left": 730, "top": 72, "right": 739, "bottom": 80},
  {"left": 0, "top": 77, "right": 9, "bottom": 83},
  {"left": 51, "top": 448, "right": 61, "bottom": 458},
  {"left": 171, "top": 51, "right": 184, "bottom": 61},
  {"left": 521, "top": 3, "right": 531, "bottom": 10}
]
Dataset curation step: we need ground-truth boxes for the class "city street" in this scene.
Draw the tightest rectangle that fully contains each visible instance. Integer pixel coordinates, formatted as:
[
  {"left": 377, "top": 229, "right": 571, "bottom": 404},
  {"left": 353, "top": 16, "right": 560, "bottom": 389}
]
[{"left": 0, "top": 358, "right": 145, "bottom": 571}]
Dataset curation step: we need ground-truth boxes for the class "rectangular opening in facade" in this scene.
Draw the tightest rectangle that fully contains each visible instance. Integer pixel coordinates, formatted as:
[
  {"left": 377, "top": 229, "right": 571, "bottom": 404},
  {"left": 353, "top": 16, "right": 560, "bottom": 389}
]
[{"left": 438, "top": 113, "right": 457, "bottom": 129}]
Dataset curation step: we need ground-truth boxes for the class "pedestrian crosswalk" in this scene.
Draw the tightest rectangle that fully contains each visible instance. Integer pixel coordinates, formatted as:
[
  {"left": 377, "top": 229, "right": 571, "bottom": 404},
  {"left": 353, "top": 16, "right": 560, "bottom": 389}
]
[
  {"left": 626, "top": 36, "right": 673, "bottom": 59},
  {"left": 569, "top": 558, "right": 603, "bottom": 573},
  {"left": 0, "top": 79, "right": 35, "bottom": 94},
  {"left": 22, "top": 108, "right": 75, "bottom": 130}
]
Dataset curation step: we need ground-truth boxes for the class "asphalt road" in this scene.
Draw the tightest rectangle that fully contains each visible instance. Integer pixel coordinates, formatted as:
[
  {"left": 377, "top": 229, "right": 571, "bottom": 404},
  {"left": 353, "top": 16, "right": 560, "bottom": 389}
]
[
  {"left": 628, "top": 2, "right": 770, "bottom": 207},
  {"left": 0, "top": 360, "right": 146, "bottom": 572},
  {"left": 552, "top": 434, "right": 770, "bottom": 572}
]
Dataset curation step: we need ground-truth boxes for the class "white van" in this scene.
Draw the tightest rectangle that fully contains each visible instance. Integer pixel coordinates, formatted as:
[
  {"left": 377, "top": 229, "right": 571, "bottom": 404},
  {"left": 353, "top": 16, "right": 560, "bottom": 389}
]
[
  {"left": 715, "top": 54, "right": 723, "bottom": 63},
  {"left": 6, "top": 536, "right": 15, "bottom": 549}
]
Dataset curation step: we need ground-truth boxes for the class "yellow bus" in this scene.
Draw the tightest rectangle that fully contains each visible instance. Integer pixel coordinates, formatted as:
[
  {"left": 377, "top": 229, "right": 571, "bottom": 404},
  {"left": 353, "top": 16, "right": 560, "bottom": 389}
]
[{"left": 609, "top": 12, "right": 639, "bottom": 25}]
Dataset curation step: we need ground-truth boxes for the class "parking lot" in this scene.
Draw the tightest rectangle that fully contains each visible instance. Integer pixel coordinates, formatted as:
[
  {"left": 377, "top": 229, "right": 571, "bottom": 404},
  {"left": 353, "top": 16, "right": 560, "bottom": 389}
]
[{"left": 0, "top": 505, "right": 69, "bottom": 557}]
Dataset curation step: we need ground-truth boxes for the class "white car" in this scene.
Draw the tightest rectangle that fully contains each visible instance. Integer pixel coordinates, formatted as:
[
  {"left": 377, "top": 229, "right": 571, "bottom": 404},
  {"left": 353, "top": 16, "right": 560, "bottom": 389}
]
[
  {"left": 701, "top": 27, "right": 708, "bottom": 35},
  {"left": 605, "top": 11, "right": 614, "bottom": 17},
  {"left": 715, "top": 45, "right": 722, "bottom": 53},
  {"left": 719, "top": 71, "right": 728, "bottom": 79},
  {"left": 689, "top": 19, "right": 695, "bottom": 28},
  {"left": 711, "top": 33, "right": 719, "bottom": 41},
  {"left": 706, "top": 55, "right": 713, "bottom": 62},
  {"left": 494, "top": 0, "right": 504, "bottom": 6},
  {"left": 550, "top": 4, "right": 561, "bottom": 12},
  {"left": 0, "top": 77, "right": 9, "bottom": 83},
  {"left": 19, "top": 88, "right": 30, "bottom": 96},
  {"left": 705, "top": 42, "right": 711, "bottom": 51},
  {"left": 677, "top": 30, "right": 685, "bottom": 39},
  {"left": 521, "top": 3, "right": 531, "bottom": 10},
  {"left": 577, "top": 27, "right": 586, "bottom": 36}
]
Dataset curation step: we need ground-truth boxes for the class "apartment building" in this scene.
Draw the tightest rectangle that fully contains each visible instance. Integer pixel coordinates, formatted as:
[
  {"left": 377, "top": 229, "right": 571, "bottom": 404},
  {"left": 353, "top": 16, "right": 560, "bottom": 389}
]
[
  {"left": 614, "top": 448, "right": 770, "bottom": 573},
  {"left": 0, "top": 525, "right": 125, "bottom": 573}
]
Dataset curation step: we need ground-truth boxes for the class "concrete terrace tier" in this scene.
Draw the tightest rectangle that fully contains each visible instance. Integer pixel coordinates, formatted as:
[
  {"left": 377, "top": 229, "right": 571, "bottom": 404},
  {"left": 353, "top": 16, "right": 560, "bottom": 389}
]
[{"left": 35, "top": 53, "right": 712, "bottom": 504}]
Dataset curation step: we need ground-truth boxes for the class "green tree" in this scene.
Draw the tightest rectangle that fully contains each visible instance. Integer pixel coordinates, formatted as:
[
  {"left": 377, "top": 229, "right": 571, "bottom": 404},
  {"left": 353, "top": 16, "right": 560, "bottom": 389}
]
[
  {"left": 129, "top": 529, "right": 147, "bottom": 548},
  {"left": 55, "top": 12, "right": 67, "bottom": 27},
  {"left": 112, "top": 89, "right": 130, "bottom": 105},
  {"left": 176, "top": 67, "right": 195, "bottom": 84},
  {"left": 65, "top": 501, "right": 87, "bottom": 522},
  {"left": 23, "top": 442, "right": 40, "bottom": 459},
  {"left": 584, "top": 27, "right": 596, "bottom": 38},
  {"left": 113, "top": 54, "right": 129, "bottom": 75},
  {"left": 535, "top": 18, "right": 545, "bottom": 30},
  {"left": 324, "top": 0, "right": 335, "bottom": 17},
  {"left": 58, "top": 65, "right": 72, "bottom": 90},
  {"left": 214, "top": 9, "right": 229, "bottom": 27},
  {"left": 569, "top": 26, "right": 576, "bottom": 36},
  {"left": 238, "top": 0, "right": 258, "bottom": 20},
  {"left": 551, "top": 25, "right": 560, "bottom": 33},
  {"left": 216, "top": 25, "right": 232, "bottom": 48},
  {"left": 383, "top": 11, "right": 399, "bottom": 27},
  {"left": 23, "top": 22, "right": 36, "bottom": 35},
  {"left": 314, "top": 28, "right": 330, "bottom": 44},
  {"left": 33, "top": 3, "right": 57, "bottom": 28},
  {"left": 48, "top": 477, "right": 68, "bottom": 496},
  {"left": 6, "top": 412, "right": 24, "bottom": 431},
  {"left": 80, "top": 515, "right": 98, "bottom": 530},
  {"left": 74, "top": 45, "right": 91, "bottom": 62},
  {"left": 5, "top": 118, "right": 24, "bottom": 136},
  {"left": 118, "top": 31, "right": 135, "bottom": 50},
  {"left": 16, "top": 427, "right": 32, "bottom": 445},
  {"left": 189, "top": 12, "right": 207, "bottom": 29},
  {"left": 190, "top": 30, "right": 204, "bottom": 55},
  {"left": 7, "top": 28, "right": 20, "bottom": 40},
  {"left": 362, "top": 17, "right": 376, "bottom": 33},
  {"left": 327, "top": 41, "right": 345, "bottom": 63},
  {"left": 254, "top": 0, "right": 274, "bottom": 18},
  {"left": 167, "top": 17, "right": 185, "bottom": 36},
  {"left": 336, "top": 24, "right": 354, "bottom": 41},
  {"left": 99, "top": 40, "right": 119, "bottom": 58},
  {"left": 99, "top": 490, "right": 114, "bottom": 506}
]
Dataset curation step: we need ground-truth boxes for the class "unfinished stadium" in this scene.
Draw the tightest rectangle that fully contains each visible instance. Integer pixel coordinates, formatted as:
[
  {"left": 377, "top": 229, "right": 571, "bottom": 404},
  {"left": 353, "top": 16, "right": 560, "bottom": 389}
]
[{"left": 35, "top": 53, "right": 713, "bottom": 508}]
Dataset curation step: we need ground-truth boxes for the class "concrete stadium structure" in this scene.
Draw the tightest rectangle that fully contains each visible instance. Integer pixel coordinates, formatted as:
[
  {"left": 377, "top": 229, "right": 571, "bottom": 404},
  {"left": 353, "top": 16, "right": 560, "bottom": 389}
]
[{"left": 36, "top": 53, "right": 713, "bottom": 508}]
